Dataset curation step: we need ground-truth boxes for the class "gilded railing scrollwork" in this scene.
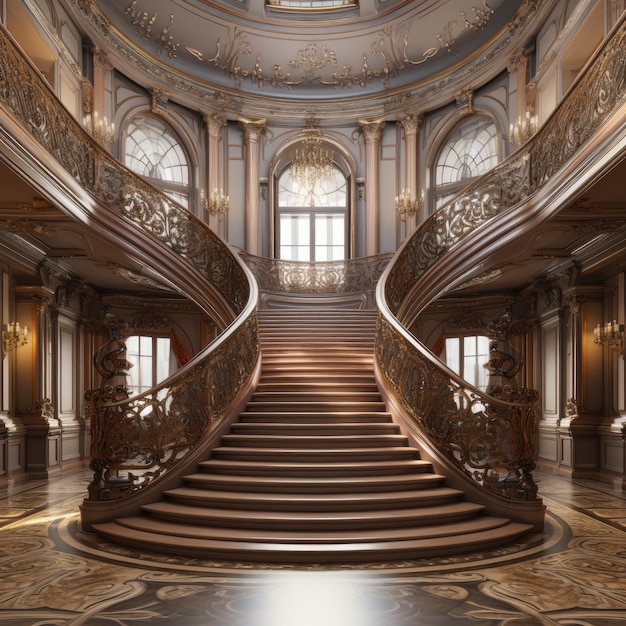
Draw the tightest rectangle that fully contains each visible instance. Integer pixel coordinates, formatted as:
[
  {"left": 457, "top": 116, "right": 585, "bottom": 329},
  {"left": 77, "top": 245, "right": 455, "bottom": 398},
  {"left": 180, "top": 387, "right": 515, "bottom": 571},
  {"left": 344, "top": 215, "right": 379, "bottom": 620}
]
[
  {"left": 86, "top": 315, "right": 258, "bottom": 500},
  {"left": 240, "top": 252, "right": 393, "bottom": 300},
  {"left": 376, "top": 316, "right": 538, "bottom": 500},
  {"left": 378, "top": 16, "right": 626, "bottom": 502},
  {"left": 0, "top": 24, "right": 259, "bottom": 501}
]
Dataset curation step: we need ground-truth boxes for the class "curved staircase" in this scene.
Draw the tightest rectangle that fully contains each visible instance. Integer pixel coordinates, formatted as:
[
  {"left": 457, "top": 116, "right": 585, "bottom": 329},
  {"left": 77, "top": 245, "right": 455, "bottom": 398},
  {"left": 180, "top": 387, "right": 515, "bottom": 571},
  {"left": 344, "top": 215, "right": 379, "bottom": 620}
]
[{"left": 92, "top": 308, "right": 534, "bottom": 563}]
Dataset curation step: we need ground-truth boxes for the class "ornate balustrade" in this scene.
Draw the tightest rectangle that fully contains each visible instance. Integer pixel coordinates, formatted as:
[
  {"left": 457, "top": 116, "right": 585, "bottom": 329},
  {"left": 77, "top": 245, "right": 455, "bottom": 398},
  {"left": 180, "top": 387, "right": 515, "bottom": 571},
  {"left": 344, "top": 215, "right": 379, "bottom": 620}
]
[
  {"left": 0, "top": 24, "right": 259, "bottom": 502},
  {"left": 376, "top": 14, "right": 626, "bottom": 504},
  {"left": 240, "top": 251, "right": 393, "bottom": 308}
]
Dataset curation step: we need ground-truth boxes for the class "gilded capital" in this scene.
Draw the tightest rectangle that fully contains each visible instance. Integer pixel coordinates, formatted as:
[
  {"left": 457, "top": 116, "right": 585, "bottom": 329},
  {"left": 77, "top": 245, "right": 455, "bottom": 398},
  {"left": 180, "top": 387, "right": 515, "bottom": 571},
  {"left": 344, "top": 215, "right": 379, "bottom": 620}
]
[
  {"left": 239, "top": 118, "right": 266, "bottom": 143},
  {"left": 205, "top": 112, "right": 226, "bottom": 139},
  {"left": 400, "top": 114, "right": 423, "bottom": 138},
  {"left": 358, "top": 119, "right": 385, "bottom": 144}
]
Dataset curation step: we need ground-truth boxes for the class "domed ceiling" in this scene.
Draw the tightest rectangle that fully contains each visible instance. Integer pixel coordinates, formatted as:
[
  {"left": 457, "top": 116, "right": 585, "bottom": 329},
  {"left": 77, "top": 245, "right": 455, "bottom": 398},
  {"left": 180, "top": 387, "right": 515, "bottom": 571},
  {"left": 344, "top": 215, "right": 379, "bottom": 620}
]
[{"left": 70, "top": 0, "right": 550, "bottom": 122}]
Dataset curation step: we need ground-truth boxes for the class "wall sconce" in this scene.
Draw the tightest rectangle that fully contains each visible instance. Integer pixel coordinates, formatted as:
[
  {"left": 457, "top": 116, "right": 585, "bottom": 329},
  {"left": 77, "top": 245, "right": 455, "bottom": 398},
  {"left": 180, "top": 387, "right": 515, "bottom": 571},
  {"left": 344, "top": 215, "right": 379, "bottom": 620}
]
[
  {"left": 395, "top": 189, "right": 425, "bottom": 220},
  {"left": 507, "top": 111, "right": 537, "bottom": 148},
  {"left": 2, "top": 322, "right": 28, "bottom": 356},
  {"left": 594, "top": 321, "right": 624, "bottom": 356},
  {"left": 83, "top": 111, "right": 115, "bottom": 146},
  {"left": 201, "top": 188, "right": 230, "bottom": 215}
]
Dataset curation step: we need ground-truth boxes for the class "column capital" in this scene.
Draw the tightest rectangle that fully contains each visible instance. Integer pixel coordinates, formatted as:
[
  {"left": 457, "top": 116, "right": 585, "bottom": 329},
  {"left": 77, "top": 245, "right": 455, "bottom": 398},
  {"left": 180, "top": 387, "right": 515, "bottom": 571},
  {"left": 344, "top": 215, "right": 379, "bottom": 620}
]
[
  {"left": 238, "top": 118, "right": 266, "bottom": 144},
  {"left": 358, "top": 119, "right": 386, "bottom": 144},
  {"left": 400, "top": 114, "right": 423, "bottom": 138},
  {"left": 92, "top": 49, "right": 112, "bottom": 72},
  {"left": 204, "top": 112, "right": 226, "bottom": 138}
]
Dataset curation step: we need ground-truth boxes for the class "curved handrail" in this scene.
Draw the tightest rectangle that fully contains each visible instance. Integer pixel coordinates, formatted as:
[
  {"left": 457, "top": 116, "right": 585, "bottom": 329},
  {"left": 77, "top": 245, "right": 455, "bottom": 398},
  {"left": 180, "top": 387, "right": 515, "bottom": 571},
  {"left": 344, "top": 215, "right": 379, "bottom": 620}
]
[
  {"left": 376, "top": 14, "right": 626, "bottom": 502},
  {"left": 0, "top": 24, "right": 259, "bottom": 500}
]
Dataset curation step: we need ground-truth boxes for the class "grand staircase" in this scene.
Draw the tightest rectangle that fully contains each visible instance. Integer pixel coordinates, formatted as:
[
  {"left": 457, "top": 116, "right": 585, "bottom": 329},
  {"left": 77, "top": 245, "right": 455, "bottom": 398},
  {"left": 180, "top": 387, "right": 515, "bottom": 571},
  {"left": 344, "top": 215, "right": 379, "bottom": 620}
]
[{"left": 92, "top": 308, "right": 534, "bottom": 563}]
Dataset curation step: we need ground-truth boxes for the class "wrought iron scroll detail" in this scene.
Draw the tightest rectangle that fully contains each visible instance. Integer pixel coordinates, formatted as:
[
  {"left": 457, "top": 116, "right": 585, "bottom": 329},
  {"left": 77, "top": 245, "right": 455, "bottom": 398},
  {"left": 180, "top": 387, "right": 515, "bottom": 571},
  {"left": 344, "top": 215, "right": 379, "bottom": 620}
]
[
  {"left": 86, "top": 315, "right": 258, "bottom": 500},
  {"left": 376, "top": 316, "right": 538, "bottom": 500}
]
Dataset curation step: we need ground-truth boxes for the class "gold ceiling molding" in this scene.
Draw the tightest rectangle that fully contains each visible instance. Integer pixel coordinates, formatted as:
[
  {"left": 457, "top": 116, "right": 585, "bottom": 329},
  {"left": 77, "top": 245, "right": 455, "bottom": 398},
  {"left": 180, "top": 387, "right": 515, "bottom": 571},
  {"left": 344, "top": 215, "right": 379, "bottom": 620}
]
[{"left": 124, "top": 1, "right": 499, "bottom": 90}]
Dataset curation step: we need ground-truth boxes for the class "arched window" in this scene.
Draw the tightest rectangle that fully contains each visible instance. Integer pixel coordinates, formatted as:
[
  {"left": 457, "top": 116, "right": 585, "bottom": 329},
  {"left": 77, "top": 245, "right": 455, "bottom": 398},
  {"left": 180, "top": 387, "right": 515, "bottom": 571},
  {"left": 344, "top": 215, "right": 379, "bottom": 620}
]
[
  {"left": 434, "top": 117, "right": 499, "bottom": 209},
  {"left": 123, "top": 116, "right": 191, "bottom": 209},
  {"left": 276, "top": 163, "right": 348, "bottom": 261}
]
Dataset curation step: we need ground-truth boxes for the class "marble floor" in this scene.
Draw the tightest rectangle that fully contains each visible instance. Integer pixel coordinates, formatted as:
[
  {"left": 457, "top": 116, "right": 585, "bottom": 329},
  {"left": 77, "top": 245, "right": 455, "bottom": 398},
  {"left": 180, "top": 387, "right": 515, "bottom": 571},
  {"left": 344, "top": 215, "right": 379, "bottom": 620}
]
[{"left": 0, "top": 469, "right": 625, "bottom": 625}]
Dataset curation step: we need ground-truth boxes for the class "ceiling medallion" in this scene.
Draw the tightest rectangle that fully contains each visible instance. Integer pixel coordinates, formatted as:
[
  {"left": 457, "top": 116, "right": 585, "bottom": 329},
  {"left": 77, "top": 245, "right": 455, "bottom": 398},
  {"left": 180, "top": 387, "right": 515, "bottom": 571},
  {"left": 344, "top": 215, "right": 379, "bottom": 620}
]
[{"left": 124, "top": 1, "right": 498, "bottom": 91}]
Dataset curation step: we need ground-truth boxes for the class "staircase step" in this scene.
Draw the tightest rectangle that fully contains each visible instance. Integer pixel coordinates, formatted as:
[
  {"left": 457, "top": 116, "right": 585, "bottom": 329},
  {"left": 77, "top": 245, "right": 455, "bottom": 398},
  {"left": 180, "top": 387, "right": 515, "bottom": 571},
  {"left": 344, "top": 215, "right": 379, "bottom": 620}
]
[
  {"left": 211, "top": 446, "right": 419, "bottom": 463},
  {"left": 141, "top": 499, "right": 484, "bottom": 529},
  {"left": 245, "top": 401, "right": 389, "bottom": 412},
  {"left": 219, "top": 433, "right": 408, "bottom": 449},
  {"left": 183, "top": 471, "right": 446, "bottom": 493},
  {"left": 238, "top": 411, "right": 394, "bottom": 423},
  {"left": 162, "top": 486, "right": 464, "bottom": 511},
  {"left": 92, "top": 520, "right": 533, "bottom": 563},
  {"left": 230, "top": 422, "right": 399, "bottom": 435},
  {"left": 110, "top": 514, "right": 511, "bottom": 544},
  {"left": 198, "top": 457, "right": 434, "bottom": 477}
]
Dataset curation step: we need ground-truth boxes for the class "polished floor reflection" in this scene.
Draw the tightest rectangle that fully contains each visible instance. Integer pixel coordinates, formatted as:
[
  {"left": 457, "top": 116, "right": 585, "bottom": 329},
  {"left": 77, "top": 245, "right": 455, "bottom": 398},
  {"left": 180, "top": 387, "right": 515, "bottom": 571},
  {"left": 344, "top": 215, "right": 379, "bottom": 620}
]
[{"left": 1, "top": 469, "right": 625, "bottom": 625}]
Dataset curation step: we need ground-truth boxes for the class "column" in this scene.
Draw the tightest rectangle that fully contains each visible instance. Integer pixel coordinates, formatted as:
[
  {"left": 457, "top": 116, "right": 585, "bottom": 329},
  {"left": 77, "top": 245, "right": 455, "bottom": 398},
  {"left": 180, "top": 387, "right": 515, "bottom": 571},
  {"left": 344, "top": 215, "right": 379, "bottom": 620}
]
[
  {"left": 204, "top": 113, "right": 226, "bottom": 234},
  {"left": 238, "top": 118, "right": 266, "bottom": 256},
  {"left": 86, "top": 50, "right": 115, "bottom": 149},
  {"left": 399, "top": 114, "right": 423, "bottom": 236},
  {"left": 14, "top": 287, "right": 61, "bottom": 479},
  {"left": 358, "top": 119, "right": 385, "bottom": 257}
]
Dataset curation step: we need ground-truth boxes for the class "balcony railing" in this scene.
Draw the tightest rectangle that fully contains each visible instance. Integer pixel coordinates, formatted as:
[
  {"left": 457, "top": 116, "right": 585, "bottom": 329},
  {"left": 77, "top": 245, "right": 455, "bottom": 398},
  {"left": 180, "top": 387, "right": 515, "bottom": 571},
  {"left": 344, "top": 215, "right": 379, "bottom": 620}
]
[{"left": 376, "top": 13, "right": 626, "bottom": 505}]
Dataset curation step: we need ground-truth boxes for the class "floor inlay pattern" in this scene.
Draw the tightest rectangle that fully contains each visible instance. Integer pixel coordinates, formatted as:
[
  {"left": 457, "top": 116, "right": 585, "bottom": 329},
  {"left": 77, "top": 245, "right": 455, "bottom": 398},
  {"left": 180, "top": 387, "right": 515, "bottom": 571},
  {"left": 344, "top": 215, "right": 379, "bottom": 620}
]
[{"left": 1, "top": 470, "right": 625, "bottom": 625}]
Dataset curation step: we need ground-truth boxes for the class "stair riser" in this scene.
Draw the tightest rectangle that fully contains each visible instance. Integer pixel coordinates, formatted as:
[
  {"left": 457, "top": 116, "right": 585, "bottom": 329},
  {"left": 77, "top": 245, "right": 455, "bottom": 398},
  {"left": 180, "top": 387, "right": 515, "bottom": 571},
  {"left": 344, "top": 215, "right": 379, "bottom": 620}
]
[
  {"left": 165, "top": 494, "right": 462, "bottom": 513},
  {"left": 211, "top": 449, "right": 419, "bottom": 462},
  {"left": 218, "top": 436, "right": 408, "bottom": 449},
  {"left": 245, "top": 403, "right": 389, "bottom": 413},
  {"left": 139, "top": 510, "right": 482, "bottom": 532},
  {"left": 238, "top": 413, "right": 394, "bottom": 423},
  {"left": 230, "top": 425, "right": 400, "bottom": 435},
  {"left": 183, "top": 477, "right": 445, "bottom": 494},
  {"left": 198, "top": 461, "right": 433, "bottom": 477}
]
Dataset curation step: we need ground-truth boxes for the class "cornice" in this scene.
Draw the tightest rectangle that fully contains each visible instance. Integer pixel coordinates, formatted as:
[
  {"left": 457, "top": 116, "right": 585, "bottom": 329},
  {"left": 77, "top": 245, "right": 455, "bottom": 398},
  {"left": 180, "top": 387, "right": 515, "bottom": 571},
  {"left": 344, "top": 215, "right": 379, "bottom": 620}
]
[{"left": 62, "top": 0, "right": 556, "bottom": 123}]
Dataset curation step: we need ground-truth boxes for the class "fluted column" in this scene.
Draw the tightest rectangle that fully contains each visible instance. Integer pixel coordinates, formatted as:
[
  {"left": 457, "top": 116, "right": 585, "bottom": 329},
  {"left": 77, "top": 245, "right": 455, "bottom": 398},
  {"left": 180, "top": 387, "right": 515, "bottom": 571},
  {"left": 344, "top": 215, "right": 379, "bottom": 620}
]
[
  {"left": 238, "top": 119, "right": 266, "bottom": 255},
  {"left": 358, "top": 119, "right": 385, "bottom": 256},
  {"left": 400, "top": 114, "right": 423, "bottom": 236},
  {"left": 204, "top": 113, "right": 226, "bottom": 233}
]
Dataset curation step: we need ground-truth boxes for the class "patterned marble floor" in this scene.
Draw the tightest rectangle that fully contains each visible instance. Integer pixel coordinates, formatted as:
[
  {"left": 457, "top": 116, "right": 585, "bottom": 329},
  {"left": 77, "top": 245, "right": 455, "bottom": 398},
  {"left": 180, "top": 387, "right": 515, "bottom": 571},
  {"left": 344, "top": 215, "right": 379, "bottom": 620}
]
[{"left": 0, "top": 469, "right": 625, "bottom": 625}]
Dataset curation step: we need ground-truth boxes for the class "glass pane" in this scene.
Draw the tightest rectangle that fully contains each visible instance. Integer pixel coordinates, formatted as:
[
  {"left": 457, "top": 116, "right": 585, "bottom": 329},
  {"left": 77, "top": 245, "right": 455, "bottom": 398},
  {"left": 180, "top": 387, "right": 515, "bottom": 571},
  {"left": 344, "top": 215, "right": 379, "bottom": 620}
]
[
  {"left": 156, "top": 337, "right": 171, "bottom": 383},
  {"left": 278, "top": 165, "right": 346, "bottom": 208},
  {"left": 435, "top": 117, "right": 498, "bottom": 187},
  {"left": 279, "top": 214, "right": 310, "bottom": 261},
  {"left": 315, "top": 214, "right": 344, "bottom": 261},
  {"left": 124, "top": 116, "right": 189, "bottom": 185},
  {"left": 445, "top": 337, "right": 460, "bottom": 375},
  {"left": 139, "top": 335, "right": 153, "bottom": 356}
]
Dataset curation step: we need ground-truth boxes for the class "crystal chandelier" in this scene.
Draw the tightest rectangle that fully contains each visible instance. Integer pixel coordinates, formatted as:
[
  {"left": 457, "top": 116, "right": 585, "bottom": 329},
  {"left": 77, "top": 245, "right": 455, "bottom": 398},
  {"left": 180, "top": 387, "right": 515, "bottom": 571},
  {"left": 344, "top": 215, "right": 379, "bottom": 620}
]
[
  {"left": 395, "top": 189, "right": 425, "bottom": 220},
  {"left": 290, "top": 127, "right": 334, "bottom": 192},
  {"left": 508, "top": 112, "right": 537, "bottom": 148},
  {"left": 201, "top": 188, "right": 230, "bottom": 215}
]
